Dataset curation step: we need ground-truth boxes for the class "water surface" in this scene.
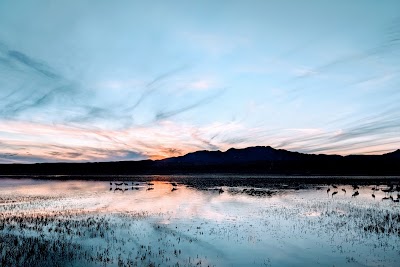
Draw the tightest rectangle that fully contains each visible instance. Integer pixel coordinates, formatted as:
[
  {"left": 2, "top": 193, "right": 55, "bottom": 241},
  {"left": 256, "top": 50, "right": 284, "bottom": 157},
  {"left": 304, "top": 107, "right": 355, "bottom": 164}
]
[{"left": 1, "top": 176, "right": 399, "bottom": 266}]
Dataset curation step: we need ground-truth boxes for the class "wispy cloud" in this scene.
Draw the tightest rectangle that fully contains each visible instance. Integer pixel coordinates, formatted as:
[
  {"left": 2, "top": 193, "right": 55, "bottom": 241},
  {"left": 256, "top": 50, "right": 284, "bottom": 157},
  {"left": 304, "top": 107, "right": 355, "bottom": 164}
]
[
  {"left": 7, "top": 50, "right": 61, "bottom": 79},
  {"left": 154, "top": 89, "right": 225, "bottom": 121}
]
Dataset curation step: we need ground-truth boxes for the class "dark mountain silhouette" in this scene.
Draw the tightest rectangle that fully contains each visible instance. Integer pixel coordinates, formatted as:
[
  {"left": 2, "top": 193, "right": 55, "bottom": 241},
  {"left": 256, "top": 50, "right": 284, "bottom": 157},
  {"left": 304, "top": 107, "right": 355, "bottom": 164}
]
[
  {"left": 0, "top": 146, "right": 399, "bottom": 175},
  {"left": 161, "top": 146, "right": 309, "bottom": 164},
  {"left": 383, "top": 149, "right": 400, "bottom": 159}
]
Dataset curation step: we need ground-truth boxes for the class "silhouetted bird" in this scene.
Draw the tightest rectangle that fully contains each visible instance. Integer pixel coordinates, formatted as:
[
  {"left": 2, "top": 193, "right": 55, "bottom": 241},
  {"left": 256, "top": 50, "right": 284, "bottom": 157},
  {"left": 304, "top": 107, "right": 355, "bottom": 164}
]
[
  {"left": 352, "top": 185, "right": 359, "bottom": 190},
  {"left": 382, "top": 185, "right": 394, "bottom": 193},
  {"left": 327, "top": 188, "right": 331, "bottom": 194},
  {"left": 372, "top": 193, "right": 375, "bottom": 199},
  {"left": 352, "top": 191, "right": 359, "bottom": 197},
  {"left": 332, "top": 185, "right": 338, "bottom": 189},
  {"left": 342, "top": 188, "right": 346, "bottom": 194},
  {"left": 332, "top": 191, "right": 338, "bottom": 198},
  {"left": 171, "top": 188, "right": 178, "bottom": 192},
  {"left": 219, "top": 188, "right": 224, "bottom": 194}
]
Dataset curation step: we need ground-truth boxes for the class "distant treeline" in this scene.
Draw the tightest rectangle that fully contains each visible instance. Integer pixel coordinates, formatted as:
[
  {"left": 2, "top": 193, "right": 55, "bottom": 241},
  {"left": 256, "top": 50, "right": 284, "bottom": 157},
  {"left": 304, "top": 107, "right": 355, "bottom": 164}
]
[{"left": 1, "top": 146, "right": 399, "bottom": 175}]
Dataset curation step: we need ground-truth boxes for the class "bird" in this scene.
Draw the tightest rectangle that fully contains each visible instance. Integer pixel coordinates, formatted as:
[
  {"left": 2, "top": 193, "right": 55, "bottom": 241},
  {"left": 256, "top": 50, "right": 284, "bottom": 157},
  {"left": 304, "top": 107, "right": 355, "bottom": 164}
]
[
  {"left": 219, "top": 188, "right": 224, "bottom": 194},
  {"left": 372, "top": 193, "right": 375, "bottom": 199},
  {"left": 352, "top": 185, "right": 359, "bottom": 190},
  {"left": 352, "top": 191, "right": 359, "bottom": 197},
  {"left": 332, "top": 185, "right": 338, "bottom": 189},
  {"left": 327, "top": 188, "right": 331, "bottom": 194},
  {"left": 332, "top": 191, "right": 338, "bottom": 198},
  {"left": 382, "top": 185, "right": 394, "bottom": 194},
  {"left": 171, "top": 188, "right": 178, "bottom": 192},
  {"left": 342, "top": 188, "right": 346, "bottom": 194}
]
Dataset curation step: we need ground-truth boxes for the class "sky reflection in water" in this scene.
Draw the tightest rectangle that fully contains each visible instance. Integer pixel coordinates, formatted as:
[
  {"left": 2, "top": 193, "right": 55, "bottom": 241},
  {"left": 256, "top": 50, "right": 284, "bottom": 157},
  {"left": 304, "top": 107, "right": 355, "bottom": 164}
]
[{"left": 0, "top": 177, "right": 399, "bottom": 266}]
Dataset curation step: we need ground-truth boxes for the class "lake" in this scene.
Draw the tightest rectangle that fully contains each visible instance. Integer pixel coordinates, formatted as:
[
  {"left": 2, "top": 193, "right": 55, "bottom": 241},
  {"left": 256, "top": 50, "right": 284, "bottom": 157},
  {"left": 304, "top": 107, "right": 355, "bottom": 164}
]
[{"left": 1, "top": 176, "right": 399, "bottom": 266}]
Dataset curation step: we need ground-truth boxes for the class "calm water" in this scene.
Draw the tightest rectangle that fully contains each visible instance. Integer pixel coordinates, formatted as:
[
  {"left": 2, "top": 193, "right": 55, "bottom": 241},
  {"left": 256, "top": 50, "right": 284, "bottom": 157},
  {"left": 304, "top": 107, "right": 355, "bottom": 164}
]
[{"left": 1, "top": 176, "right": 400, "bottom": 266}]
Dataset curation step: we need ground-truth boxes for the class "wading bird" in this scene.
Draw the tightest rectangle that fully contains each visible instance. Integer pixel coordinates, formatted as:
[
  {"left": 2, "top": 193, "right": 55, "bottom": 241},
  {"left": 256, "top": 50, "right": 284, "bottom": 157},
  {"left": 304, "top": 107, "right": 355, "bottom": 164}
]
[
  {"left": 352, "top": 191, "right": 359, "bottom": 198},
  {"left": 382, "top": 185, "right": 394, "bottom": 194},
  {"left": 342, "top": 188, "right": 346, "bottom": 194}
]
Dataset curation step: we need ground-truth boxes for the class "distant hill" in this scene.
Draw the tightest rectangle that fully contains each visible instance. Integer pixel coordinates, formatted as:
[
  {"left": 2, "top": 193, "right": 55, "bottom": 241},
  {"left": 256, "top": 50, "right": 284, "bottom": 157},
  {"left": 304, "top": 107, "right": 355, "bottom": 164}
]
[
  {"left": 161, "top": 146, "right": 296, "bottom": 164},
  {"left": 159, "top": 146, "right": 340, "bottom": 164},
  {"left": 383, "top": 149, "right": 400, "bottom": 159},
  {"left": 0, "top": 146, "right": 399, "bottom": 175}
]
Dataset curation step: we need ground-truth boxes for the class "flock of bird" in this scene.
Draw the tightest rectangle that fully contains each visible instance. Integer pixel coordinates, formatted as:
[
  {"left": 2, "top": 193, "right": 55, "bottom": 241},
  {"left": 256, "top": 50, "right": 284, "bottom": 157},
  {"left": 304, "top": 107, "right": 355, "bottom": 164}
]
[
  {"left": 109, "top": 181, "right": 178, "bottom": 192},
  {"left": 326, "top": 184, "right": 400, "bottom": 202}
]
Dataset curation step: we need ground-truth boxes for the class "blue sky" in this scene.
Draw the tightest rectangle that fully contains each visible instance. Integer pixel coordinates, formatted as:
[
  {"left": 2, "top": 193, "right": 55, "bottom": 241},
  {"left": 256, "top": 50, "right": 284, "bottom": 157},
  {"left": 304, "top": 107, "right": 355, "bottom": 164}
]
[{"left": 0, "top": 0, "right": 399, "bottom": 163}]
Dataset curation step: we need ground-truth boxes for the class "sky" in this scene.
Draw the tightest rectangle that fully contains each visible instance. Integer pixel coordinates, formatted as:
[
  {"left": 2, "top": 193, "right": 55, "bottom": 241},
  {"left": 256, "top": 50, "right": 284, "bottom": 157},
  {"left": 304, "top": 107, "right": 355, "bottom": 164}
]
[{"left": 0, "top": 0, "right": 399, "bottom": 163}]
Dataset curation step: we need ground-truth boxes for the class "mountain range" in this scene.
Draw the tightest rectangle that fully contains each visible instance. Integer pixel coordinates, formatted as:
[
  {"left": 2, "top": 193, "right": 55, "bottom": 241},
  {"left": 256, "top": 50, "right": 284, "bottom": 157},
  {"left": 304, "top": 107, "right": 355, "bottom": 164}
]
[{"left": 0, "top": 146, "right": 399, "bottom": 175}]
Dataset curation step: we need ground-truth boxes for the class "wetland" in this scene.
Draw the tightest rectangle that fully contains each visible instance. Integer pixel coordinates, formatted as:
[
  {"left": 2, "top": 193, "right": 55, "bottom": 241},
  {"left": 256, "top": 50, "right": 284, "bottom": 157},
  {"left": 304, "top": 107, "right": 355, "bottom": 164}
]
[{"left": 1, "top": 175, "right": 400, "bottom": 266}]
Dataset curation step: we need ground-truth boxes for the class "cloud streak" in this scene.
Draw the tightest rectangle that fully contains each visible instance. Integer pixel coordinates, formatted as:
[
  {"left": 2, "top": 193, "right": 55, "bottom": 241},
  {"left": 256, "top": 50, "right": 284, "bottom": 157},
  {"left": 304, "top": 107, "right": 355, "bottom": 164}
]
[{"left": 7, "top": 50, "right": 61, "bottom": 79}]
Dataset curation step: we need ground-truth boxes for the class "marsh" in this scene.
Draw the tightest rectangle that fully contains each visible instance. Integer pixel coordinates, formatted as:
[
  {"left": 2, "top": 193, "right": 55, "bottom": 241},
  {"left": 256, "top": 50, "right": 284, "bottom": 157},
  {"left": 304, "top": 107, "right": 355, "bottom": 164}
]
[{"left": 1, "top": 176, "right": 399, "bottom": 266}]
